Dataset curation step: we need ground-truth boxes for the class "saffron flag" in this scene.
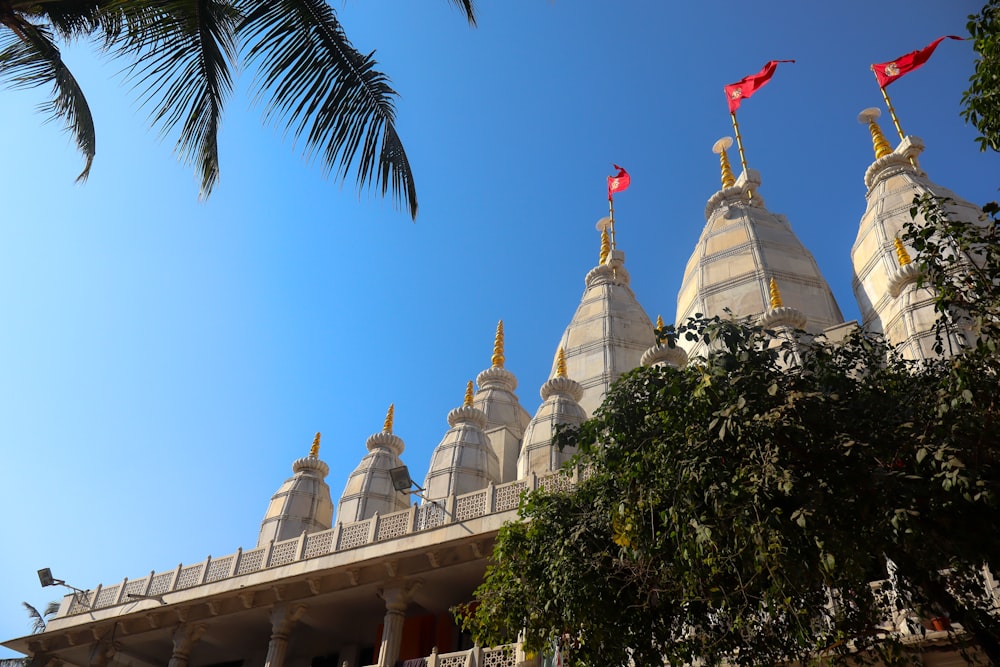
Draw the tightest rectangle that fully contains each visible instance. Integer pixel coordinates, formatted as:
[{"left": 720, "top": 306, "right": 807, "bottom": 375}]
[
  {"left": 608, "top": 164, "right": 630, "bottom": 199},
  {"left": 872, "top": 36, "right": 964, "bottom": 88},
  {"left": 724, "top": 60, "right": 795, "bottom": 113}
]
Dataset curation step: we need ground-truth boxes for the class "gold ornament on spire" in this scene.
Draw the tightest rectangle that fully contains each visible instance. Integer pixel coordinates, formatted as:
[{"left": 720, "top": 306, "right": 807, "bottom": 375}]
[
  {"left": 383, "top": 403, "right": 395, "bottom": 434},
  {"left": 769, "top": 278, "right": 784, "bottom": 309},
  {"left": 309, "top": 432, "right": 321, "bottom": 457},
  {"left": 464, "top": 381, "right": 474, "bottom": 407},
  {"left": 555, "top": 347, "right": 567, "bottom": 378},
  {"left": 712, "top": 137, "right": 736, "bottom": 188},
  {"left": 491, "top": 320, "right": 505, "bottom": 368},
  {"left": 893, "top": 236, "right": 912, "bottom": 266},
  {"left": 656, "top": 314, "right": 664, "bottom": 330},
  {"left": 858, "top": 108, "right": 893, "bottom": 160},
  {"left": 599, "top": 228, "right": 611, "bottom": 265}
]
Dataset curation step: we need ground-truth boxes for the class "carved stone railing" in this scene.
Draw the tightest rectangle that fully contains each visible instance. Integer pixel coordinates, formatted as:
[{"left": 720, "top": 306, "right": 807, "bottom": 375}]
[
  {"left": 63, "top": 471, "right": 577, "bottom": 617},
  {"left": 360, "top": 643, "right": 521, "bottom": 667}
]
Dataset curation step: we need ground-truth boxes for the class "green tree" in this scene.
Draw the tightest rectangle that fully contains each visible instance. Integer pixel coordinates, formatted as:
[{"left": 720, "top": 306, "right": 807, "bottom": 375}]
[
  {"left": 964, "top": 0, "right": 1000, "bottom": 152},
  {"left": 459, "top": 204, "right": 1000, "bottom": 666},
  {"left": 0, "top": 0, "right": 476, "bottom": 217}
]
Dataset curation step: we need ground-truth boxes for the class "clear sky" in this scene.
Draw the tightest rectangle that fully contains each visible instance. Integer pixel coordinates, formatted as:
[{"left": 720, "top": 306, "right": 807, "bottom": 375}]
[{"left": 1, "top": 0, "right": 997, "bottom": 653}]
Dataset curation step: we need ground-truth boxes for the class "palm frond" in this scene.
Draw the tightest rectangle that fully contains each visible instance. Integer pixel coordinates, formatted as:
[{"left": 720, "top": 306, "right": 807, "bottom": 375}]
[
  {"left": 118, "top": 0, "right": 239, "bottom": 197},
  {"left": 238, "top": 0, "right": 418, "bottom": 218},
  {"left": 18, "top": 0, "right": 124, "bottom": 42},
  {"left": 447, "top": 0, "right": 477, "bottom": 26},
  {"left": 21, "top": 602, "right": 47, "bottom": 634},
  {"left": 0, "top": 19, "right": 96, "bottom": 181}
]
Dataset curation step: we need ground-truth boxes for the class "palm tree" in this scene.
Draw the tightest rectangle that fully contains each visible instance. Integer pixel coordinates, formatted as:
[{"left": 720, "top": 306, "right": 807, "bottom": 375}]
[
  {"left": 0, "top": 0, "right": 476, "bottom": 218},
  {"left": 0, "top": 602, "right": 60, "bottom": 667}
]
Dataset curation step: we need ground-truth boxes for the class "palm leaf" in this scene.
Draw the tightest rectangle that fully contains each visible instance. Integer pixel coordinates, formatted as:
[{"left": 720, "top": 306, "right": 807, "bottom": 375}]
[
  {"left": 447, "top": 0, "right": 477, "bottom": 26},
  {"left": 117, "top": 0, "right": 239, "bottom": 197},
  {"left": 0, "top": 19, "right": 96, "bottom": 181},
  {"left": 21, "top": 602, "right": 47, "bottom": 634},
  {"left": 238, "top": 0, "right": 418, "bottom": 218}
]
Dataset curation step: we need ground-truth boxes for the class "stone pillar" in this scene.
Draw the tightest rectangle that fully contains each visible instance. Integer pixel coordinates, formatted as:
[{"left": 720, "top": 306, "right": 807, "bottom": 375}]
[
  {"left": 264, "top": 604, "right": 306, "bottom": 667},
  {"left": 168, "top": 623, "right": 206, "bottom": 667},
  {"left": 376, "top": 582, "right": 421, "bottom": 667}
]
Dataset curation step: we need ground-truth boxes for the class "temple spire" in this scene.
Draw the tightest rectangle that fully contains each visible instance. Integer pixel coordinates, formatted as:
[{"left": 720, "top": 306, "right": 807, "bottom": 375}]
[
  {"left": 555, "top": 347, "right": 567, "bottom": 378},
  {"left": 858, "top": 108, "right": 893, "bottom": 160},
  {"left": 893, "top": 237, "right": 912, "bottom": 266},
  {"left": 491, "top": 320, "right": 505, "bottom": 368},
  {"left": 769, "top": 277, "right": 784, "bottom": 309},
  {"left": 383, "top": 403, "right": 395, "bottom": 434},
  {"left": 713, "top": 137, "right": 737, "bottom": 188},
  {"left": 464, "top": 381, "right": 474, "bottom": 407},
  {"left": 309, "top": 432, "right": 321, "bottom": 458}
]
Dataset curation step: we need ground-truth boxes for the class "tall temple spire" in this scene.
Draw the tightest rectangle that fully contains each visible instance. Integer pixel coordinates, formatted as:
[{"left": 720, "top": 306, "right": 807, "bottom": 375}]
[
  {"left": 336, "top": 407, "right": 409, "bottom": 525},
  {"left": 258, "top": 432, "right": 333, "bottom": 546},
  {"left": 676, "top": 138, "right": 843, "bottom": 359},
  {"left": 858, "top": 108, "right": 893, "bottom": 160},
  {"left": 713, "top": 137, "right": 737, "bottom": 188},
  {"left": 851, "top": 107, "right": 981, "bottom": 360},
  {"left": 383, "top": 403, "right": 395, "bottom": 434},
  {"left": 491, "top": 320, "right": 505, "bottom": 368}
]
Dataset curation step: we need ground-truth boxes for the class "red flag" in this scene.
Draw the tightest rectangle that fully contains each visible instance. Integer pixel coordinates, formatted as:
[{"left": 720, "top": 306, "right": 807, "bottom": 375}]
[
  {"left": 607, "top": 164, "right": 630, "bottom": 199},
  {"left": 724, "top": 60, "right": 795, "bottom": 113},
  {"left": 872, "top": 36, "right": 964, "bottom": 88}
]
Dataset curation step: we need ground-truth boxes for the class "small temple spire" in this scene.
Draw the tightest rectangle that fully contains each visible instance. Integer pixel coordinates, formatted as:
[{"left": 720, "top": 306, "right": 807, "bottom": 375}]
[
  {"left": 712, "top": 137, "right": 737, "bottom": 188},
  {"left": 491, "top": 320, "right": 505, "bottom": 368},
  {"left": 599, "top": 227, "right": 611, "bottom": 265},
  {"left": 769, "top": 277, "right": 784, "bottom": 309},
  {"left": 858, "top": 108, "right": 893, "bottom": 160},
  {"left": 383, "top": 403, "right": 395, "bottom": 434},
  {"left": 309, "top": 432, "right": 321, "bottom": 457},
  {"left": 893, "top": 236, "right": 912, "bottom": 266},
  {"left": 555, "top": 347, "right": 567, "bottom": 378},
  {"left": 464, "top": 380, "right": 474, "bottom": 407}
]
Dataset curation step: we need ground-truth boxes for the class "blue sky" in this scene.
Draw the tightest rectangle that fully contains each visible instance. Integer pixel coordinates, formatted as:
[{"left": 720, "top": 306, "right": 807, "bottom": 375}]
[{"left": 1, "top": 0, "right": 997, "bottom": 653}]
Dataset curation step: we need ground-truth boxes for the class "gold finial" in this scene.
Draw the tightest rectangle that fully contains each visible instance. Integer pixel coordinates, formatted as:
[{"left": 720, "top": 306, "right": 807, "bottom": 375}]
[
  {"left": 769, "top": 277, "right": 784, "bottom": 309},
  {"left": 383, "top": 403, "right": 395, "bottom": 434},
  {"left": 464, "top": 381, "right": 474, "bottom": 407},
  {"left": 599, "top": 228, "right": 611, "bottom": 265},
  {"left": 656, "top": 314, "right": 664, "bottom": 330},
  {"left": 893, "top": 236, "right": 912, "bottom": 266},
  {"left": 555, "top": 347, "right": 567, "bottom": 378},
  {"left": 712, "top": 137, "right": 736, "bottom": 188},
  {"left": 309, "top": 432, "right": 321, "bottom": 457},
  {"left": 858, "top": 108, "right": 893, "bottom": 160},
  {"left": 491, "top": 320, "right": 505, "bottom": 368}
]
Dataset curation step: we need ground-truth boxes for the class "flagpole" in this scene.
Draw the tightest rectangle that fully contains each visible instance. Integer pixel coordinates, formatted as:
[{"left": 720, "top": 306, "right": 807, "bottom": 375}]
[
  {"left": 729, "top": 112, "right": 753, "bottom": 202},
  {"left": 608, "top": 195, "right": 617, "bottom": 250},
  {"left": 872, "top": 68, "right": 905, "bottom": 141}
]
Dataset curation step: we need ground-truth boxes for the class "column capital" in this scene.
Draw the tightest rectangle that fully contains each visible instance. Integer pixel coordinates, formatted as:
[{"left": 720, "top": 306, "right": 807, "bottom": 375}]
[
  {"left": 378, "top": 579, "right": 423, "bottom": 612},
  {"left": 270, "top": 603, "right": 307, "bottom": 638}
]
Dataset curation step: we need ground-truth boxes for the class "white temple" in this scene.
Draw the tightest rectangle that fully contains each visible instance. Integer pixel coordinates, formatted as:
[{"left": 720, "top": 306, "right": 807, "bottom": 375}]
[{"left": 3, "top": 111, "right": 988, "bottom": 667}]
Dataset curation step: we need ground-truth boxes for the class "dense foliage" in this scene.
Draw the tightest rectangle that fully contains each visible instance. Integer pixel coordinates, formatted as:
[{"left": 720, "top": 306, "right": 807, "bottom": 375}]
[
  {"left": 0, "top": 0, "right": 476, "bottom": 216},
  {"left": 458, "top": 202, "right": 1000, "bottom": 666},
  {"left": 963, "top": 0, "right": 1000, "bottom": 152}
]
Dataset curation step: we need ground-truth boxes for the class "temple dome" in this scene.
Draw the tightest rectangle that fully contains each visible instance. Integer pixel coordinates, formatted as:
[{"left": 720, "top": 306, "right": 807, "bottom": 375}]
[{"left": 257, "top": 433, "right": 334, "bottom": 547}]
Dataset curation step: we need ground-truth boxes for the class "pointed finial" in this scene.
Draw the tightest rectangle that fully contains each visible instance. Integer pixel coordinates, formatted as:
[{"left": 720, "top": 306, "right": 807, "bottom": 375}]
[
  {"left": 858, "top": 108, "right": 893, "bottom": 160},
  {"left": 712, "top": 137, "right": 736, "bottom": 188},
  {"left": 893, "top": 236, "right": 912, "bottom": 266},
  {"left": 656, "top": 314, "right": 665, "bottom": 330},
  {"left": 491, "top": 320, "right": 505, "bottom": 368},
  {"left": 464, "top": 380, "right": 474, "bottom": 407},
  {"left": 309, "top": 432, "right": 321, "bottom": 458},
  {"left": 555, "top": 347, "right": 567, "bottom": 378},
  {"left": 383, "top": 403, "right": 395, "bottom": 434},
  {"left": 769, "top": 277, "right": 784, "bottom": 309},
  {"left": 599, "top": 228, "right": 611, "bottom": 265}
]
